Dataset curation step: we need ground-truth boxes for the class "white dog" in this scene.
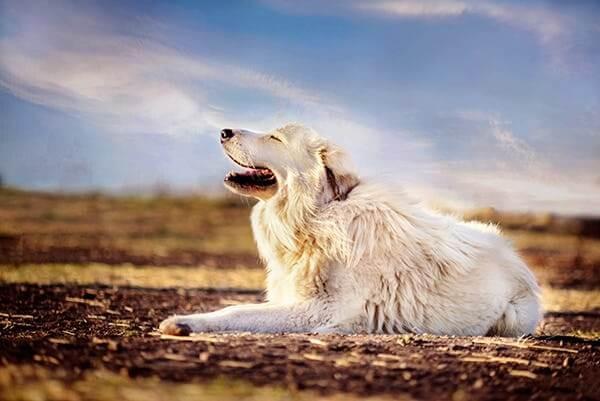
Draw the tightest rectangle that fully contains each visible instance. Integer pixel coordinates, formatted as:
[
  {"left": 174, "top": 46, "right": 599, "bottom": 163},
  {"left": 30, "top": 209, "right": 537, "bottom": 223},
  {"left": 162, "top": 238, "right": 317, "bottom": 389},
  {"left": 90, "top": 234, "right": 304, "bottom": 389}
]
[{"left": 159, "top": 124, "right": 541, "bottom": 337}]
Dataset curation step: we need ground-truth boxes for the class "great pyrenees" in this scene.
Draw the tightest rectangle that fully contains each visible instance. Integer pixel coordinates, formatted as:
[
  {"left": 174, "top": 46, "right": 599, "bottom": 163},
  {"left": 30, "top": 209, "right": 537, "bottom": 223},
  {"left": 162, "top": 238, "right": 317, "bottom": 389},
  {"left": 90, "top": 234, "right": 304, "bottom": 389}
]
[{"left": 159, "top": 124, "right": 541, "bottom": 337}]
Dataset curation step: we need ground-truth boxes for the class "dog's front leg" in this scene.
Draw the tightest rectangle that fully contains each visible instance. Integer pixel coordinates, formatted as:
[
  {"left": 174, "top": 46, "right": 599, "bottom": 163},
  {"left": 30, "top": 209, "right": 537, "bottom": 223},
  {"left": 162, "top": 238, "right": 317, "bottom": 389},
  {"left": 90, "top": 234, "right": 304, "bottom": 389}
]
[{"left": 159, "top": 302, "right": 327, "bottom": 335}]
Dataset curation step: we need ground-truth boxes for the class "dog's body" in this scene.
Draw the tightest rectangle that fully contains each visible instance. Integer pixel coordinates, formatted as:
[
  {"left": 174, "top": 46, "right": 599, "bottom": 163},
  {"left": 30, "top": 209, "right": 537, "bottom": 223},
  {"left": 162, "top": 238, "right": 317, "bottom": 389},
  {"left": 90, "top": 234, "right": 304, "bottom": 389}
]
[{"left": 160, "top": 124, "right": 541, "bottom": 336}]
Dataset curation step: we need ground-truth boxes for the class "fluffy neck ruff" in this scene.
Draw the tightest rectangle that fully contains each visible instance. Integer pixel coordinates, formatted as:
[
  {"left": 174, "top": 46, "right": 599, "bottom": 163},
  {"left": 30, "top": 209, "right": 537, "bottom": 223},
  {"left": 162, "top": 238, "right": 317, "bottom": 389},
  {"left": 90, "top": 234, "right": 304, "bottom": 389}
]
[{"left": 260, "top": 164, "right": 357, "bottom": 261}]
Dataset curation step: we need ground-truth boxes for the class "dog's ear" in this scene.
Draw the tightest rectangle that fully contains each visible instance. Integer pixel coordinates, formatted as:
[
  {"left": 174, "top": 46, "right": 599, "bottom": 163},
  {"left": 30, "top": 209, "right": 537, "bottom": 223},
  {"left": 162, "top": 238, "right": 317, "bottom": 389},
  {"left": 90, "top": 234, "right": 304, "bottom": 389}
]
[{"left": 320, "top": 144, "right": 359, "bottom": 202}]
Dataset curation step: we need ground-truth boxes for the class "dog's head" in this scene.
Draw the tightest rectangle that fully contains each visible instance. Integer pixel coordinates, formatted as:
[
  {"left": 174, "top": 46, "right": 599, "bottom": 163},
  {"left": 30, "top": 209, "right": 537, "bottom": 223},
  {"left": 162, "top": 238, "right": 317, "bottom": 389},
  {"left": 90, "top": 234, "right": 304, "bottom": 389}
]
[{"left": 220, "top": 123, "right": 359, "bottom": 203}]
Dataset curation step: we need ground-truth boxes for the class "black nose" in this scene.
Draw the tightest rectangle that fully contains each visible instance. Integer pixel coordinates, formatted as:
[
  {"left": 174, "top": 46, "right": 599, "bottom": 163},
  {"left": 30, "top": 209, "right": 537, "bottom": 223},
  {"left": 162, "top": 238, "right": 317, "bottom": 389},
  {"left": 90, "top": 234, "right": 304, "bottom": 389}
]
[{"left": 220, "top": 128, "right": 234, "bottom": 142}]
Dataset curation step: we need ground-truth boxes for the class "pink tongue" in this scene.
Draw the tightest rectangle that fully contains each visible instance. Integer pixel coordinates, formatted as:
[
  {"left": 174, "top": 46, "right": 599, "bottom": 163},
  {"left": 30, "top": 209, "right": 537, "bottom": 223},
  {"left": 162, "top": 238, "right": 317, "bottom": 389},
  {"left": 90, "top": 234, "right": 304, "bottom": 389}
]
[
  {"left": 250, "top": 169, "right": 272, "bottom": 177},
  {"left": 239, "top": 170, "right": 259, "bottom": 177}
]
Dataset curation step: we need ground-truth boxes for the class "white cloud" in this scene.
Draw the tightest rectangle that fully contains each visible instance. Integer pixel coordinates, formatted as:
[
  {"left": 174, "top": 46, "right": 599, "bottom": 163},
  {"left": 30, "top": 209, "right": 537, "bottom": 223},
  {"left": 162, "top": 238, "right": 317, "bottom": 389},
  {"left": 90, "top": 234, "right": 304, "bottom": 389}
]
[
  {"left": 2, "top": 1, "right": 599, "bottom": 215},
  {"left": 451, "top": 169, "right": 600, "bottom": 216},
  {"left": 355, "top": 1, "right": 469, "bottom": 18},
  {"left": 452, "top": 110, "right": 540, "bottom": 167},
  {"left": 266, "top": 0, "right": 572, "bottom": 71},
  {"left": 356, "top": 1, "right": 567, "bottom": 50},
  {"left": 489, "top": 120, "right": 537, "bottom": 164},
  {"left": 0, "top": 1, "right": 423, "bottom": 166},
  {"left": 0, "top": 2, "right": 325, "bottom": 136},
  {"left": 389, "top": 110, "right": 600, "bottom": 215}
]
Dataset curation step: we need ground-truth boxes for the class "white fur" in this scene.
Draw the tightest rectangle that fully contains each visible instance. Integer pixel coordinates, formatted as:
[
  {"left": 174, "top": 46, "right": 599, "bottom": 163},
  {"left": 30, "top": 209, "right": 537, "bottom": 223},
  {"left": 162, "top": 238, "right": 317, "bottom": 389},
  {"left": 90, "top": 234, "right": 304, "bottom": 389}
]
[{"left": 159, "top": 124, "right": 541, "bottom": 337}]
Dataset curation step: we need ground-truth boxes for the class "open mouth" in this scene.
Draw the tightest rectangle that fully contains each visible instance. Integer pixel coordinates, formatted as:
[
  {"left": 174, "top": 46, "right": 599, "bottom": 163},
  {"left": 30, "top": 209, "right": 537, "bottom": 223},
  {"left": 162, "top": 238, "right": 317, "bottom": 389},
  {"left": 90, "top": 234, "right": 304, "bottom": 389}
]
[{"left": 224, "top": 157, "right": 277, "bottom": 189}]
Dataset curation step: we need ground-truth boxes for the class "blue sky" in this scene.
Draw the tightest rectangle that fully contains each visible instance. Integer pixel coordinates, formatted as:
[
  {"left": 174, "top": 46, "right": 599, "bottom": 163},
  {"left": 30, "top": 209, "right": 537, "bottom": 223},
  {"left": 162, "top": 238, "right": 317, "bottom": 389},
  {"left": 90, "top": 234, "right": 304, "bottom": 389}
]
[{"left": 1, "top": 0, "right": 599, "bottom": 214}]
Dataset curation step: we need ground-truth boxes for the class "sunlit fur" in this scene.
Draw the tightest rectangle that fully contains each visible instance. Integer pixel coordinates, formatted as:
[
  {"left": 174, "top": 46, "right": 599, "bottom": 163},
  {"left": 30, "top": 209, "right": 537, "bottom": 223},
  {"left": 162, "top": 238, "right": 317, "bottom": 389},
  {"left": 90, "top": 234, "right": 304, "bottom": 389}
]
[{"left": 159, "top": 123, "right": 541, "bottom": 337}]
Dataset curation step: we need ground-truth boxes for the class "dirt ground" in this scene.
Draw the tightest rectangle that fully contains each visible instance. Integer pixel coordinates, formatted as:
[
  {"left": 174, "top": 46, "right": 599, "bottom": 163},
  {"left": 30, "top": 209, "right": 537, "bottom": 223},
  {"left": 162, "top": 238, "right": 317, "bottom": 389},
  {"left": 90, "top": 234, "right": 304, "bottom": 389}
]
[
  {"left": 1, "top": 284, "right": 599, "bottom": 401},
  {"left": 2, "top": 187, "right": 600, "bottom": 288},
  {"left": 1, "top": 189, "right": 599, "bottom": 400},
  {"left": 1, "top": 239, "right": 599, "bottom": 290}
]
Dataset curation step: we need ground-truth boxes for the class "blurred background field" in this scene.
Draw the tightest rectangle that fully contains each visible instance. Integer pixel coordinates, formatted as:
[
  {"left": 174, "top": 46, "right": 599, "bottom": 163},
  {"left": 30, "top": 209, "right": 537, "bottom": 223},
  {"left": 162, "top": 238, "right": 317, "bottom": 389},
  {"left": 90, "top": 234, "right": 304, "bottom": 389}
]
[
  {"left": 1, "top": 186, "right": 599, "bottom": 295},
  {"left": 1, "top": 186, "right": 599, "bottom": 327}
]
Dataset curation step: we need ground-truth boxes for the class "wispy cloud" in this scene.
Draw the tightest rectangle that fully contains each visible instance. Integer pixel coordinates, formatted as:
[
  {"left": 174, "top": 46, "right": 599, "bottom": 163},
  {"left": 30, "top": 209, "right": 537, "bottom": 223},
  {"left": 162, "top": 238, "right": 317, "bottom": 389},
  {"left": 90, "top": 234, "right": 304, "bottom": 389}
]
[
  {"left": 355, "top": 1, "right": 470, "bottom": 18},
  {"left": 2, "top": 1, "right": 599, "bottom": 215},
  {"left": 357, "top": 1, "right": 572, "bottom": 71},
  {"left": 394, "top": 109, "right": 600, "bottom": 215},
  {"left": 457, "top": 111, "right": 541, "bottom": 168},
  {"left": 265, "top": 0, "right": 576, "bottom": 72},
  {"left": 0, "top": 2, "right": 325, "bottom": 136},
  {"left": 489, "top": 120, "right": 537, "bottom": 164},
  {"left": 356, "top": 1, "right": 567, "bottom": 43},
  {"left": 0, "top": 1, "right": 428, "bottom": 168},
  {"left": 423, "top": 168, "right": 600, "bottom": 215}
]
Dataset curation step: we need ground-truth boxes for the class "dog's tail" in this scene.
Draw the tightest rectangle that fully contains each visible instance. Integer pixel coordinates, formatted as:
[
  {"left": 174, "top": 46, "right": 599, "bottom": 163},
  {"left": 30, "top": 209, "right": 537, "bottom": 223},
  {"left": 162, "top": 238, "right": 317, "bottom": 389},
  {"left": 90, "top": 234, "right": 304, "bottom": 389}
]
[{"left": 490, "top": 252, "right": 542, "bottom": 336}]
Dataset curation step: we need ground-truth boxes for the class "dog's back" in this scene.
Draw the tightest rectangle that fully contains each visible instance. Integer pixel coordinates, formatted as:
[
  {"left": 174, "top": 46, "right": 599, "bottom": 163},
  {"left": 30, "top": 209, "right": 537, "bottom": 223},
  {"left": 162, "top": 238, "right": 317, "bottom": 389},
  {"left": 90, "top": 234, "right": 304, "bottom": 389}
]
[{"left": 254, "top": 181, "right": 542, "bottom": 336}]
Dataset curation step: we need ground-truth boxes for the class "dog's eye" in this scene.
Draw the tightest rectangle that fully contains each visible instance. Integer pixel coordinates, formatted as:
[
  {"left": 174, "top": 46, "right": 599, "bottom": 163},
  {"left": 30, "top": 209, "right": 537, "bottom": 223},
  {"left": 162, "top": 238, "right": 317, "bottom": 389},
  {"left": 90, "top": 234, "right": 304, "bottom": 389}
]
[{"left": 269, "top": 135, "right": 283, "bottom": 143}]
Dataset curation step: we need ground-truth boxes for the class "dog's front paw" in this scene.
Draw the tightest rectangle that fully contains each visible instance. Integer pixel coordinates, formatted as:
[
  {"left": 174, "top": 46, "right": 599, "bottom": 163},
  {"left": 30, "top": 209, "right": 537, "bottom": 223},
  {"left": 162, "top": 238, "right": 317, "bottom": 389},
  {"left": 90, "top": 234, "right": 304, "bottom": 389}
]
[
  {"left": 159, "top": 315, "right": 208, "bottom": 336},
  {"left": 159, "top": 316, "right": 192, "bottom": 336}
]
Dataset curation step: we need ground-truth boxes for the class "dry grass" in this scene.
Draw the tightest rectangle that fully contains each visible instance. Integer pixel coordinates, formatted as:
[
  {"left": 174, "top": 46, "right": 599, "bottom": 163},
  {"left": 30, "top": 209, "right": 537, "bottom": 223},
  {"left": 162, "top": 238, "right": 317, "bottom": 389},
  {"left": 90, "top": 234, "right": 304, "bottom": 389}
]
[
  {"left": 0, "top": 264, "right": 265, "bottom": 290},
  {"left": 0, "top": 188, "right": 256, "bottom": 255},
  {"left": 1, "top": 187, "right": 599, "bottom": 312},
  {"left": 508, "top": 230, "right": 600, "bottom": 260},
  {"left": 2, "top": 187, "right": 599, "bottom": 266},
  {"left": 541, "top": 287, "right": 600, "bottom": 311},
  {"left": 1, "top": 264, "right": 598, "bottom": 313},
  {"left": 0, "top": 365, "right": 396, "bottom": 401}
]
